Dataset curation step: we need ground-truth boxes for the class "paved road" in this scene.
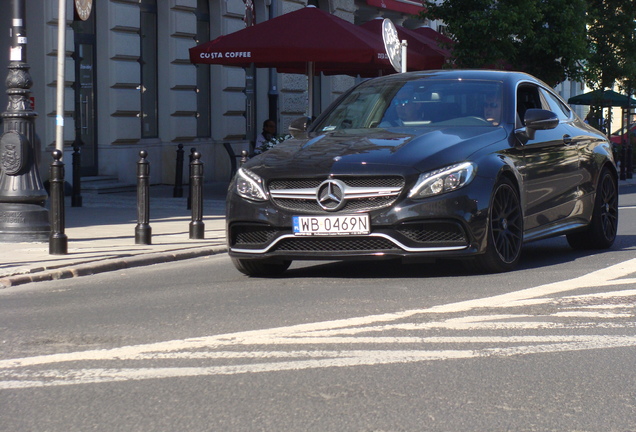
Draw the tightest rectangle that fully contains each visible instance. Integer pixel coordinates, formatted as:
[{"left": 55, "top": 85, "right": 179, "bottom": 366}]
[
  {"left": 0, "top": 184, "right": 635, "bottom": 431},
  {"left": 1, "top": 256, "right": 635, "bottom": 430},
  {"left": 4, "top": 258, "right": 635, "bottom": 385}
]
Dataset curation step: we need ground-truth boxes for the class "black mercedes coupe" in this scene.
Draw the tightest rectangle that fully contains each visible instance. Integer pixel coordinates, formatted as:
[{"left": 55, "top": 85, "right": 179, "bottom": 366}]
[{"left": 226, "top": 70, "right": 618, "bottom": 276}]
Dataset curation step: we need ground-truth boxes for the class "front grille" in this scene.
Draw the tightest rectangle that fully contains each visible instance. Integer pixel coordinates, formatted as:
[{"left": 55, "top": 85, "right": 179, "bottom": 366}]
[
  {"left": 268, "top": 177, "right": 404, "bottom": 190},
  {"left": 273, "top": 196, "right": 396, "bottom": 213},
  {"left": 274, "top": 237, "right": 400, "bottom": 252},
  {"left": 269, "top": 176, "right": 405, "bottom": 214},
  {"left": 397, "top": 222, "right": 467, "bottom": 245},
  {"left": 269, "top": 179, "right": 322, "bottom": 190}
]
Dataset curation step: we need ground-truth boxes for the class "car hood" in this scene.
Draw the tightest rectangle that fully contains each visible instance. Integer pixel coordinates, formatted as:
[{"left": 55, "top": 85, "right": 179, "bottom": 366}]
[{"left": 245, "top": 127, "right": 508, "bottom": 177}]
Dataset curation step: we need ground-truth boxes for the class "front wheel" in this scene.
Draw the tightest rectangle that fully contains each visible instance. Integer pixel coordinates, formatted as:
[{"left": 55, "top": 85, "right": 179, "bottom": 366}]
[
  {"left": 470, "top": 177, "right": 523, "bottom": 273},
  {"left": 231, "top": 257, "right": 291, "bottom": 277},
  {"left": 566, "top": 167, "right": 618, "bottom": 250}
]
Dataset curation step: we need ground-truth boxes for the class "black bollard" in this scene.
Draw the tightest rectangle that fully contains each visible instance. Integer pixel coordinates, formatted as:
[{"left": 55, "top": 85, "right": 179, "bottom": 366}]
[
  {"left": 620, "top": 143, "right": 626, "bottom": 180},
  {"left": 49, "top": 150, "right": 68, "bottom": 255},
  {"left": 71, "top": 145, "right": 82, "bottom": 207},
  {"left": 189, "top": 151, "right": 205, "bottom": 239},
  {"left": 173, "top": 143, "right": 184, "bottom": 198},
  {"left": 627, "top": 141, "right": 633, "bottom": 179},
  {"left": 240, "top": 150, "right": 249, "bottom": 167},
  {"left": 187, "top": 147, "right": 196, "bottom": 210},
  {"left": 135, "top": 150, "right": 151, "bottom": 245}
]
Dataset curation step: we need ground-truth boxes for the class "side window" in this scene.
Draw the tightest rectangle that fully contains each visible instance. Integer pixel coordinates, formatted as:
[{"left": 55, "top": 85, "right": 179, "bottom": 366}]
[
  {"left": 539, "top": 88, "right": 571, "bottom": 121},
  {"left": 516, "top": 85, "right": 542, "bottom": 126}
]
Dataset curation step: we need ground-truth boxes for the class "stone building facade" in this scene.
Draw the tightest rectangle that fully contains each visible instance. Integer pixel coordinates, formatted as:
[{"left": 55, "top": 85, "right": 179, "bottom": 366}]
[{"left": 0, "top": 0, "right": 439, "bottom": 185}]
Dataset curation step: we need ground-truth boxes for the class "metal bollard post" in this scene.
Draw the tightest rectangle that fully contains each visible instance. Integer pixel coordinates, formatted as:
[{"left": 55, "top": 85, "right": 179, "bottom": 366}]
[
  {"left": 620, "top": 143, "right": 626, "bottom": 180},
  {"left": 71, "top": 145, "right": 82, "bottom": 207},
  {"left": 189, "top": 151, "right": 205, "bottom": 239},
  {"left": 240, "top": 150, "right": 249, "bottom": 167},
  {"left": 135, "top": 150, "right": 151, "bottom": 245},
  {"left": 173, "top": 143, "right": 184, "bottom": 198},
  {"left": 49, "top": 150, "right": 68, "bottom": 255},
  {"left": 627, "top": 142, "right": 633, "bottom": 179},
  {"left": 187, "top": 147, "right": 196, "bottom": 210}
]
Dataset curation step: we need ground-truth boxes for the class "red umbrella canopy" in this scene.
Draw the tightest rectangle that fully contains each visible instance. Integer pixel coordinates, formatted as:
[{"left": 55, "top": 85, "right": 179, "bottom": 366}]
[
  {"left": 189, "top": 6, "right": 395, "bottom": 76},
  {"left": 360, "top": 19, "right": 449, "bottom": 67},
  {"left": 189, "top": 7, "right": 445, "bottom": 76}
]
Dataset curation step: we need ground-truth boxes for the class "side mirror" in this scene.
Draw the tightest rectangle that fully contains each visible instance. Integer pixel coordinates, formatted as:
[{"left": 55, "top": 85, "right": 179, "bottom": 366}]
[
  {"left": 288, "top": 116, "right": 311, "bottom": 138},
  {"left": 515, "top": 109, "right": 559, "bottom": 143}
]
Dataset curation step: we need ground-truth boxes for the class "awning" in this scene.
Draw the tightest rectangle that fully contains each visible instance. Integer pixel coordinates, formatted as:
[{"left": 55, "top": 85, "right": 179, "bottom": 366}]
[{"left": 366, "top": 0, "right": 424, "bottom": 15}]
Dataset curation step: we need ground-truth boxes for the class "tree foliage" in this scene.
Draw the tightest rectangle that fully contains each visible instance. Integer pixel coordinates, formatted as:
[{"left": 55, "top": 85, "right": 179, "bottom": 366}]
[
  {"left": 420, "top": 0, "right": 589, "bottom": 86},
  {"left": 586, "top": 0, "right": 636, "bottom": 93}
]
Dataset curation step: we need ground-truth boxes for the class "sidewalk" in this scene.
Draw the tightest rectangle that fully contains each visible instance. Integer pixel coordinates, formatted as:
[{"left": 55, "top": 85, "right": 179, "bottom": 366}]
[
  {"left": 1, "top": 177, "right": 635, "bottom": 289},
  {"left": 0, "top": 184, "right": 229, "bottom": 288}
]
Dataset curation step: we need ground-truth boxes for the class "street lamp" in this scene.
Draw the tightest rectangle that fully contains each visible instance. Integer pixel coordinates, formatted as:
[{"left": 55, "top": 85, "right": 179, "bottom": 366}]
[{"left": 0, "top": 0, "right": 50, "bottom": 242}]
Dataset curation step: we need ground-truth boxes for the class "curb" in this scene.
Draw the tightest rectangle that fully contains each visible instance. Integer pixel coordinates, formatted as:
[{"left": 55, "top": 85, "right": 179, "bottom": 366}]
[{"left": 0, "top": 246, "right": 228, "bottom": 289}]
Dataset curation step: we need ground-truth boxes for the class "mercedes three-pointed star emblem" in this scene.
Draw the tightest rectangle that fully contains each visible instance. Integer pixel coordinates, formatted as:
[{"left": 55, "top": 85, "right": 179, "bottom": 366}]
[{"left": 317, "top": 179, "right": 346, "bottom": 211}]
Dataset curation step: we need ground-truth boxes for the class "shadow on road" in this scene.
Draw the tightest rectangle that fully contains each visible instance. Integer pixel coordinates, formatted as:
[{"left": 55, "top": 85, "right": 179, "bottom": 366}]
[{"left": 279, "top": 234, "right": 634, "bottom": 279}]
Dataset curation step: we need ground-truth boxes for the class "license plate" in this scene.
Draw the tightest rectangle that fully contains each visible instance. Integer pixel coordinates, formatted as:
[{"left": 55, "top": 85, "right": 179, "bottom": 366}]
[{"left": 293, "top": 214, "right": 370, "bottom": 236}]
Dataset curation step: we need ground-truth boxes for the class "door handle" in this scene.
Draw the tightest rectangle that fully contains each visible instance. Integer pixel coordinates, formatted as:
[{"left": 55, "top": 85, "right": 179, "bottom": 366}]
[{"left": 563, "top": 134, "right": 572, "bottom": 145}]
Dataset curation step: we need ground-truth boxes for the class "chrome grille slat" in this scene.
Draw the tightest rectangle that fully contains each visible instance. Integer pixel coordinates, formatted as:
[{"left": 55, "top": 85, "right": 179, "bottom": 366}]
[
  {"left": 268, "top": 176, "right": 405, "bottom": 214},
  {"left": 270, "top": 186, "right": 401, "bottom": 200}
]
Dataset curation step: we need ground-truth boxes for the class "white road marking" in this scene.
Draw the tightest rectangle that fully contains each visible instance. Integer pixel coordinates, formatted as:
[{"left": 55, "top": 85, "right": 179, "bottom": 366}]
[{"left": 1, "top": 258, "right": 635, "bottom": 389}]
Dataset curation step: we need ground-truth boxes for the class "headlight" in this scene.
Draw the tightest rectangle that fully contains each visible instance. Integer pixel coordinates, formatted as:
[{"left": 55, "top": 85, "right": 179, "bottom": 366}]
[
  {"left": 236, "top": 168, "right": 268, "bottom": 201},
  {"left": 408, "top": 162, "right": 476, "bottom": 199}
]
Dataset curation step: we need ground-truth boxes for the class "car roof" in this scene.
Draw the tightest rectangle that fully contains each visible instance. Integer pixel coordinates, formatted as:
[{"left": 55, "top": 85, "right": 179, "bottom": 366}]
[{"left": 371, "top": 69, "right": 543, "bottom": 86}]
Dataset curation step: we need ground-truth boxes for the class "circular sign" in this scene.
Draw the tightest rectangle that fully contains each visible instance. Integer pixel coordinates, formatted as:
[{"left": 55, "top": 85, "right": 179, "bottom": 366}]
[
  {"left": 75, "top": 0, "right": 93, "bottom": 21},
  {"left": 382, "top": 19, "right": 402, "bottom": 73}
]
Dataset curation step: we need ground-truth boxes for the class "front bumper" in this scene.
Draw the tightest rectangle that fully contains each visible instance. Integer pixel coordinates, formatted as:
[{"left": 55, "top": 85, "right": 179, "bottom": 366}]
[{"left": 227, "top": 176, "right": 493, "bottom": 262}]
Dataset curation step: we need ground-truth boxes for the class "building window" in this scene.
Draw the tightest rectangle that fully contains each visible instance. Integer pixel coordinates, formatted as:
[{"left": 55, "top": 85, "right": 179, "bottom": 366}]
[
  {"left": 140, "top": 0, "right": 158, "bottom": 138},
  {"left": 196, "top": 0, "right": 211, "bottom": 137}
]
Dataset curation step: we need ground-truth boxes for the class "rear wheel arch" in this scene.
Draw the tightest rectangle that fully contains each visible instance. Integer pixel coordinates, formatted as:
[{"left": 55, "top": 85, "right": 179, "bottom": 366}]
[
  {"left": 600, "top": 161, "right": 618, "bottom": 184},
  {"left": 566, "top": 165, "right": 618, "bottom": 250}
]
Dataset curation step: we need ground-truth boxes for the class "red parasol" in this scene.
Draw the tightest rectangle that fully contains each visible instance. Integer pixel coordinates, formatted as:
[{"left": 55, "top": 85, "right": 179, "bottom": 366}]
[
  {"left": 189, "top": 6, "right": 394, "bottom": 76},
  {"left": 189, "top": 7, "right": 447, "bottom": 116}
]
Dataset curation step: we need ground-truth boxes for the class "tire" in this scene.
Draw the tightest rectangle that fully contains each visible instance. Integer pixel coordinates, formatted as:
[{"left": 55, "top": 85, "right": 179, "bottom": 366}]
[
  {"left": 231, "top": 257, "right": 291, "bottom": 277},
  {"left": 566, "top": 168, "right": 618, "bottom": 250},
  {"left": 471, "top": 177, "right": 523, "bottom": 273}
]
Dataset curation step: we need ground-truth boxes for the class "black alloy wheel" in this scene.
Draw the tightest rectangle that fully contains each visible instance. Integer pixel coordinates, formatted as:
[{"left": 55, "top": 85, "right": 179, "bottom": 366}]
[
  {"left": 567, "top": 167, "right": 618, "bottom": 249},
  {"left": 472, "top": 177, "right": 523, "bottom": 273},
  {"left": 597, "top": 170, "right": 619, "bottom": 242}
]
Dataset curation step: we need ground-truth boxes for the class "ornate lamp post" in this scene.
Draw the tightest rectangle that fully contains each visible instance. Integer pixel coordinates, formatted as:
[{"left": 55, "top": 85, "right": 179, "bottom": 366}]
[{"left": 0, "top": 0, "right": 50, "bottom": 242}]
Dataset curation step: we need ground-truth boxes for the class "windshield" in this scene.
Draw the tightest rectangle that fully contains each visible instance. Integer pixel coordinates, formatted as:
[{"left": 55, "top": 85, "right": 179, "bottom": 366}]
[{"left": 313, "top": 79, "right": 504, "bottom": 131}]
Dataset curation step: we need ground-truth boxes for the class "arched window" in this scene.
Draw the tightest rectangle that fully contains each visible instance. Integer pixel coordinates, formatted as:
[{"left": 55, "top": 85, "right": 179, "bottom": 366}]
[{"left": 140, "top": 0, "right": 158, "bottom": 138}]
